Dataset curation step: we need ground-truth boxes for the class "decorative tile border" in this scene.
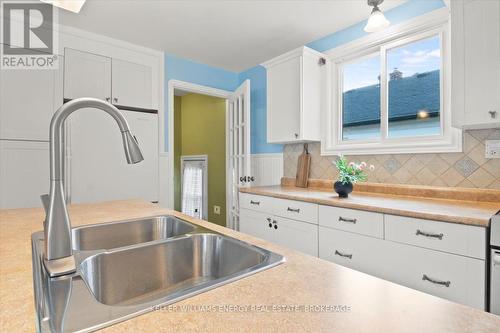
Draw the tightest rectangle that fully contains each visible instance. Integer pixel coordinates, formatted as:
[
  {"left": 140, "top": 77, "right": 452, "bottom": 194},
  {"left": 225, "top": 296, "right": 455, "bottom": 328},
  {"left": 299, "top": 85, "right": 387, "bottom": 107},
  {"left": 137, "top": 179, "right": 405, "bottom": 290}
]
[{"left": 283, "top": 129, "right": 500, "bottom": 189}]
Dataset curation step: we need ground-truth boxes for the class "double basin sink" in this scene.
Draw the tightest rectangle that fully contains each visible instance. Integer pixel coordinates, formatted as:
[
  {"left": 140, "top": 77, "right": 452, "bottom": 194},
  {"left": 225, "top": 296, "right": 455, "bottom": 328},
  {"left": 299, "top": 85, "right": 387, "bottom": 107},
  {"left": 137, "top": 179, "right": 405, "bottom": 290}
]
[{"left": 32, "top": 215, "right": 284, "bottom": 332}]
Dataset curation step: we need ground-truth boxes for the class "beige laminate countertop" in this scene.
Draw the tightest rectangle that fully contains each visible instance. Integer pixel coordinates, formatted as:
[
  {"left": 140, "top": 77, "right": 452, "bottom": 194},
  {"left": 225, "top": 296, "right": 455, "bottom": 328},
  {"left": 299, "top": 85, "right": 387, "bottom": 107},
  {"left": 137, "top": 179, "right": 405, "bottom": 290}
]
[
  {"left": 1, "top": 200, "right": 500, "bottom": 333},
  {"left": 240, "top": 185, "right": 500, "bottom": 227}
]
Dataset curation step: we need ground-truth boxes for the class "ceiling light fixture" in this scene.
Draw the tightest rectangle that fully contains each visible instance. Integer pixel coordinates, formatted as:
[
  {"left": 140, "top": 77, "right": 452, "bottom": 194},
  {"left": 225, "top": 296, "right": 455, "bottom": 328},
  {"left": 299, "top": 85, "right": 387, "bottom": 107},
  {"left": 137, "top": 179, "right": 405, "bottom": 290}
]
[
  {"left": 40, "top": 0, "right": 86, "bottom": 14},
  {"left": 364, "top": 0, "right": 390, "bottom": 33}
]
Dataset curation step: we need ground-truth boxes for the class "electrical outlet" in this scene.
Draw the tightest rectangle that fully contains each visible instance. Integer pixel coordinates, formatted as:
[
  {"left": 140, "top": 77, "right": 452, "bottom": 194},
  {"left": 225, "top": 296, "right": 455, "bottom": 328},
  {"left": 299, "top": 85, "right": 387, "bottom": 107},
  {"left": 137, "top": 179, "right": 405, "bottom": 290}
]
[
  {"left": 485, "top": 140, "right": 500, "bottom": 158},
  {"left": 213, "top": 206, "right": 221, "bottom": 215}
]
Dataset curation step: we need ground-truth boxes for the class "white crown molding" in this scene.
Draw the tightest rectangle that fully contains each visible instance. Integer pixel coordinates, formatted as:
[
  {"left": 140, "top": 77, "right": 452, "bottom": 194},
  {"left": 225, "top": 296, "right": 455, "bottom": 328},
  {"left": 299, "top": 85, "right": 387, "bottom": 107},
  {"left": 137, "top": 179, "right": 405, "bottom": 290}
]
[{"left": 261, "top": 46, "right": 325, "bottom": 69}]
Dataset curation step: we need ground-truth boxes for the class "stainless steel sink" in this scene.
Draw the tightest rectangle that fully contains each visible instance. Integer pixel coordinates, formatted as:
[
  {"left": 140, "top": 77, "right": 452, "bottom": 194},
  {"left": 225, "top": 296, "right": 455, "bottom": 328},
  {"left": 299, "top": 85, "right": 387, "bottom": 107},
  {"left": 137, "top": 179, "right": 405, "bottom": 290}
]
[
  {"left": 32, "top": 216, "right": 284, "bottom": 332},
  {"left": 80, "top": 233, "right": 273, "bottom": 306},
  {"left": 72, "top": 215, "right": 195, "bottom": 251}
]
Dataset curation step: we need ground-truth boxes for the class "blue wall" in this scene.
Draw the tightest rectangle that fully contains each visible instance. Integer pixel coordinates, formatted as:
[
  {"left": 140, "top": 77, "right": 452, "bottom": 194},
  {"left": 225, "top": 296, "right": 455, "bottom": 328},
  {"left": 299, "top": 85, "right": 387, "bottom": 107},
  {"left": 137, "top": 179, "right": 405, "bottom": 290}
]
[
  {"left": 164, "top": 0, "right": 446, "bottom": 154},
  {"left": 238, "top": 66, "right": 282, "bottom": 154},
  {"left": 164, "top": 54, "right": 239, "bottom": 150}
]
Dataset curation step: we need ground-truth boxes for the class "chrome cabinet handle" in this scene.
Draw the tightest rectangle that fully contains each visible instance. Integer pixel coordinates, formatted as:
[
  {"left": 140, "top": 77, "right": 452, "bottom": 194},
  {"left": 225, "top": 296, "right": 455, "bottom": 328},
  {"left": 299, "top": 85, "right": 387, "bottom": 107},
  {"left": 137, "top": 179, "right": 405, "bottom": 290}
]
[
  {"left": 273, "top": 220, "right": 278, "bottom": 230},
  {"left": 294, "top": 133, "right": 299, "bottom": 139},
  {"left": 416, "top": 229, "right": 443, "bottom": 240},
  {"left": 338, "top": 216, "right": 357, "bottom": 224},
  {"left": 105, "top": 97, "right": 110, "bottom": 102},
  {"left": 334, "top": 250, "right": 352, "bottom": 259},
  {"left": 267, "top": 217, "right": 272, "bottom": 228},
  {"left": 422, "top": 274, "right": 450, "bottom": 287},
  {"left": 287, "top": 207, "right": 300, "bottom": 213},
  {"left": 113, "top": 97, "right": 118, "bottom": 103},
  {"left": 489, "top": 110, "right": 497, "bottom": 119},
  {"left": 250, "top": 200, "right": 260, "bottom": 205}
]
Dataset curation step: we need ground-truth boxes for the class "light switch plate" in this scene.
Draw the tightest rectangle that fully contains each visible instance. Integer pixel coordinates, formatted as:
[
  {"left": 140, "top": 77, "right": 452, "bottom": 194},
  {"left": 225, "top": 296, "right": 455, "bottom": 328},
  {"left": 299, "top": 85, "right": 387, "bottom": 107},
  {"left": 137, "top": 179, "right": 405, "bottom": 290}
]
[
  {"left": 213, "top": 206, "right": 221, "bottom": 215},
  {"left": 485, "top": 140, "right": 500, "bottom": 158}
]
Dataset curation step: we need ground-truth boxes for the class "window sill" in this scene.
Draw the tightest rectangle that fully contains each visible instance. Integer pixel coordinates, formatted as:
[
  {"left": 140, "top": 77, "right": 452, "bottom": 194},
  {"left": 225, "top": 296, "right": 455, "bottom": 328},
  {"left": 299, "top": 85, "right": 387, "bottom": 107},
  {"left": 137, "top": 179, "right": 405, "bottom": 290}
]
[{"left": 320, "top": 129, "right": 462, "bottom": 156}]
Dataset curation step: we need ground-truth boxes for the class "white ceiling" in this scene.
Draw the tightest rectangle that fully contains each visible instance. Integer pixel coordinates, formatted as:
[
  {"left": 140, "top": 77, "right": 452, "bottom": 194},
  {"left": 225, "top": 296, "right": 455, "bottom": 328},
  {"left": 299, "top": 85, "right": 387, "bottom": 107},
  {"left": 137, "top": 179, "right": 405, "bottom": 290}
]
[{"left": 59, "top": 0, "right": 406, "bottom": 72}]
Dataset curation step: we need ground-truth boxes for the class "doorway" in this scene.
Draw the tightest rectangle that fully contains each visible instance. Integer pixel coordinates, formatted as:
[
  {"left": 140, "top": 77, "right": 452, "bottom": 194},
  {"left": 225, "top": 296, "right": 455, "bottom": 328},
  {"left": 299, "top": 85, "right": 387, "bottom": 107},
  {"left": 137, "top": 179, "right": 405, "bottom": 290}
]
[{"left": 168, "top": 80, "right": 250, "bottom": 229}]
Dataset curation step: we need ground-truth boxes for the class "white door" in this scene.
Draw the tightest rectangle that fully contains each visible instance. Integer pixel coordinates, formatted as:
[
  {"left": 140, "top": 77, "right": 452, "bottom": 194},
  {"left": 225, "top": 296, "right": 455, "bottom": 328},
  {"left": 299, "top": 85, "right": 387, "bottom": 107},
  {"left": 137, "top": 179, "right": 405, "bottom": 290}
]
[
  {"left": 0, "top": 55, "right": 63, "bottom": 141},
  {"left": 64, "top": 48, "right": 111, "bottom": 101},
  {"left": 111, "top": 59, "right": 153, "bottom": 110},
  {"left": 227, "top": 80, "right": 251, "bottom": 230}
]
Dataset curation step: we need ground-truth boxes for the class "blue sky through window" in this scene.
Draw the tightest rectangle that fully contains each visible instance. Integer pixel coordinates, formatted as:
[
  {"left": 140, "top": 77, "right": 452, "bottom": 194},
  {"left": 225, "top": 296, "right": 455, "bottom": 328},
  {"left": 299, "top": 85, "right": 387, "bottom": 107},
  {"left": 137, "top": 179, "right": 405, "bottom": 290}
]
[{"left": 342, "top": 36, "right": 440, "bottom": 92}]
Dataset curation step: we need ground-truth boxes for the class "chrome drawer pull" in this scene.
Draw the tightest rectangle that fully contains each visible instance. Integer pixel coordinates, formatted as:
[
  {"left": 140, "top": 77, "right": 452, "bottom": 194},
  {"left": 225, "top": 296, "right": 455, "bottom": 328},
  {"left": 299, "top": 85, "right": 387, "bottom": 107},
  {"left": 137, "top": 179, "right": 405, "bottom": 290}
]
[
  {"left": 416, "top": 229, "right": 443, "bottom": 240},
  {"left": 422, "top": 274, "right": 450, "bottom": 287},
  {"left": 334, "top": 250, "right": 352, "bottom": 259},
  {"left": 338, "top": 216, "right": 357, "bottom": 224},
  {"left": 250, "top": 200, "right": 260, "bottom": 205},
  {"left": 287, "top": 207, "right": 300, "bottom": 213}
]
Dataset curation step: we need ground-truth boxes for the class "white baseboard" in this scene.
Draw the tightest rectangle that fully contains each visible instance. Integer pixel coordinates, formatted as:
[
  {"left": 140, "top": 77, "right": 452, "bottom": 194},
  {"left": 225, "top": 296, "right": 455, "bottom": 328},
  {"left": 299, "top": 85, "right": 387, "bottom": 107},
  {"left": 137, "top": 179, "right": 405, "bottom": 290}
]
[{"left": 251, "top": 153, "right": 283, "bottom": 186}]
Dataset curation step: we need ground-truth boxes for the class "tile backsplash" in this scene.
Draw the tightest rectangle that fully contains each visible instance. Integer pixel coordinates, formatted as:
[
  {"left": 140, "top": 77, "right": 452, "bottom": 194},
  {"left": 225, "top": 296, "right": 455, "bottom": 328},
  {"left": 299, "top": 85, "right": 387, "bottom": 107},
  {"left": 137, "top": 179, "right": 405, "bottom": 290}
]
[{"left": 283, "top": 129, "right": 500, "bottom": 189}]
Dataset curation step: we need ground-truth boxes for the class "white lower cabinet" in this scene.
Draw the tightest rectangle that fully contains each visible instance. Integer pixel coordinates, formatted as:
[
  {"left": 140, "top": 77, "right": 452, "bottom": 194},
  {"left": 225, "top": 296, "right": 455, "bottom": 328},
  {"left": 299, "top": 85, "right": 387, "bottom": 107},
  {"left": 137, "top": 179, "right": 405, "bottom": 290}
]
[
  {"left": 238, "top": 194, "right": 487, "bottom": 309},
  {"left": 319, "top": 227, "right": 389, "bottom": 280},
  {"left": 240, "top": 209, "right": 274, "bottom": 243},
  {"left": 383, "top": 240, "right": 485, "bottom": 309},
  {"left": 239, "top": 208, "right": 318, "bottom": 256},
  {"left": 0, "top": 140, "right": 49, "bottom": 209},
  {"left": 273, "top": 216, "right": 318, "bottom": 256}
]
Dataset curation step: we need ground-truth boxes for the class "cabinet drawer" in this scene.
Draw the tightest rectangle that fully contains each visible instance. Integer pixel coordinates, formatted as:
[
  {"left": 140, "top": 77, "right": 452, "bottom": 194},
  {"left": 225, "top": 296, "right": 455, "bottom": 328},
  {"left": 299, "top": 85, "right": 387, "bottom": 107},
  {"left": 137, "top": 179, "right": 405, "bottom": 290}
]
[
  {"left": 319, "top": 227, "right": 387, "bottom": 280},
  {"left": 319, "top": 205, "right": 383, "bottom": 238},
  {"left": 239, "top": 193, "right": 274, "bottom": 214},
  {"left": 385, "top": 241, "right": 485, "bottom": 309},
  {"left": 385, "top": 215, "right": 486, "bottom": 259},
  {"left": 274, "top": 216, "right": 318, "bottom": 256},
  {"left": 272, "top": 198, "right": 318, "bottom": 224}
]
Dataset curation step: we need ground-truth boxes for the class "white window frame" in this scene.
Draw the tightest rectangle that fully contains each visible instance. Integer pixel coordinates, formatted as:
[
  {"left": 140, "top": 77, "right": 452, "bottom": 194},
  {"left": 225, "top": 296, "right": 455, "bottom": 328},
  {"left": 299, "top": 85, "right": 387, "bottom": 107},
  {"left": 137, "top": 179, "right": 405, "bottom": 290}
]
[{"left": 322, "top": 8, "right": 462, "bottom": 156}]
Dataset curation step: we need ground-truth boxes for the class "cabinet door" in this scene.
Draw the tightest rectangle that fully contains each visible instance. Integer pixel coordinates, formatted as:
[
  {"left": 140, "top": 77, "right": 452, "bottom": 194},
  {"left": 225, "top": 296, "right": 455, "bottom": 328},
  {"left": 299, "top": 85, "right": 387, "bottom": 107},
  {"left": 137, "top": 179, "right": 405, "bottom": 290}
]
[
  {"left": 463, "top": 0, "right": 500, "bottom": 127},
  {"left": 266, "top": 57, "right": 301, "bottom": 143},
  {"left": 121, "top": 110, "right": 158, "bottom": 201},
  {"left": 273, "top": 216, "right": 318, "bottom": 256},
  {"left": 239, "top": 208, "right": 274, "bottom": 242},
  {"left": 112, "top": 59, "right": 153, "bottom": 110},
  {"left": 64, "top": 48, "right": 111, "bottom": 101},
  {"left": 0, "top": 141, "right": 49, "bottom": 208},
  {"left": 68, "top": 109, "right": 158, "bottom": 203},
  {"left": 0, "top": 56, "right": 63, "bottom": 140}
]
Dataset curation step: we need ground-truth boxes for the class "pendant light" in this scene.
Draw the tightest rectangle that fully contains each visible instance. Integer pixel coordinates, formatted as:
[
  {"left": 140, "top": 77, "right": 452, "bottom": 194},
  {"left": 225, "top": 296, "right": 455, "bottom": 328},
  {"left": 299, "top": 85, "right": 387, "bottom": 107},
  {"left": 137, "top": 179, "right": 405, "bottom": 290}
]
[{"left": 364, "top": 0, "right": 390, "bottom": 33}]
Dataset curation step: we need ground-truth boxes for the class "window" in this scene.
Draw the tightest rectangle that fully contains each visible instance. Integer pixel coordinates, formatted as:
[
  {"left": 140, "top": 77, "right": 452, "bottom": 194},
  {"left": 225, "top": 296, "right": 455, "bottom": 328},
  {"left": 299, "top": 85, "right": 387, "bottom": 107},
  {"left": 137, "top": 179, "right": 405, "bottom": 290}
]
[
  {"left": 181, "top": 156, "right": 208, "bottom": 219},
  {"left": 324, "top": 15, "right": 461, "bottom": 155}
]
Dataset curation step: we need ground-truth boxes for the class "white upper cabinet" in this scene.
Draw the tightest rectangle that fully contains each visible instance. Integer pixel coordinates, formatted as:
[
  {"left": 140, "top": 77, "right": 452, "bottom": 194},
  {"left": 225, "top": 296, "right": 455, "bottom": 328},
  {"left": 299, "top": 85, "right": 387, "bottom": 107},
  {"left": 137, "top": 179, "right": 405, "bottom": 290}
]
[
  {"left": 64, "top": 48, "right": 155, "bottom": 110},
  {"left": 452, "top": 0, "right": 500, "bottom": 128},
  {"left": 64, "top": 48, "right": 112, "bottom": 101},
  {"left": 263, "top": 46, "right": 327, "bottom": 143},
  {"left": 112, "top": 59, "right": 154, "bottom": 110},
  {"left": 0, "top": 54, "right": 63, "bottom": 141}
]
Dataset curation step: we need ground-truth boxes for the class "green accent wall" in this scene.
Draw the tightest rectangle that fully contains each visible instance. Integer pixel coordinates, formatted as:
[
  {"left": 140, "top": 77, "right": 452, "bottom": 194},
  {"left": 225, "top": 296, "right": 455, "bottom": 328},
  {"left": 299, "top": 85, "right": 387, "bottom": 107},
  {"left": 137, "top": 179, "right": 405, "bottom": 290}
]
[{"left": 173, "top": 94, "right": 226, "bottom": 226}]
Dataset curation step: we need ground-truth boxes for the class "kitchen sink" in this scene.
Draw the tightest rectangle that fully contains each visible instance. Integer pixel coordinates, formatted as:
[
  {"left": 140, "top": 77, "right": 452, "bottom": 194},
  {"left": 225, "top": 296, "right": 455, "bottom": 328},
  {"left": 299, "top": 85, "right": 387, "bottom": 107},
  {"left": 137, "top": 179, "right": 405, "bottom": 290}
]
[
  {"left": 72, "top": 215, "right": 195, "bottom": 251},
  {"left": 32, "top": 217, "right": 284, "bottom": 332},
  {"left": 80, "top": 233, "right": 273, "bottom": 306}
]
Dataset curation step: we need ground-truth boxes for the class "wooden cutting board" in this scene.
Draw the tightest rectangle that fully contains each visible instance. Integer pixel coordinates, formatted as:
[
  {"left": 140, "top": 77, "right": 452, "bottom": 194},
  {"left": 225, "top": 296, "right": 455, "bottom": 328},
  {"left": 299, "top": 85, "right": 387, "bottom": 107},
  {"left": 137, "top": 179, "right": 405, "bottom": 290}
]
[{"left": 295, "top": 144, "right": 311, "bottom": 188}]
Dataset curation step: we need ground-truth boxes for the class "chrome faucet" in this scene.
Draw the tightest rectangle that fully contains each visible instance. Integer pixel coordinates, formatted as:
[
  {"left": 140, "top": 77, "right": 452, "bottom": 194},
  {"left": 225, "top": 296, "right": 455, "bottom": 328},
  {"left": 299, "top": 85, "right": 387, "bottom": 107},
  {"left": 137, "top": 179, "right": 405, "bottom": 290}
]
[{"left": 43, "top": 98, "right": 144, "bottom": 277}]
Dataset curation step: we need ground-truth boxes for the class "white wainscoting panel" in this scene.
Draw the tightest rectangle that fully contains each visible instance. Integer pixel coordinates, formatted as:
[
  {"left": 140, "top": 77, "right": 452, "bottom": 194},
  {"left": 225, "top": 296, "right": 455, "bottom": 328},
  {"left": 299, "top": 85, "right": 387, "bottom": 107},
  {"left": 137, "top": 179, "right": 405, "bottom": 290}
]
[{"left": 251, "top": 153, "right": 283, "bottom": 186}]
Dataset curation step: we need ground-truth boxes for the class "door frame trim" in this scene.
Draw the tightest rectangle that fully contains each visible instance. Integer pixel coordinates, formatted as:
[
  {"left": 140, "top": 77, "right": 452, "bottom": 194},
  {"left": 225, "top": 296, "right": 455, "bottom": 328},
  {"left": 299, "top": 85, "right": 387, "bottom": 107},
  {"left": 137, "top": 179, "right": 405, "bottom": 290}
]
[{"left": 166, "top": 80, "right": 232, "bottom": 224}]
